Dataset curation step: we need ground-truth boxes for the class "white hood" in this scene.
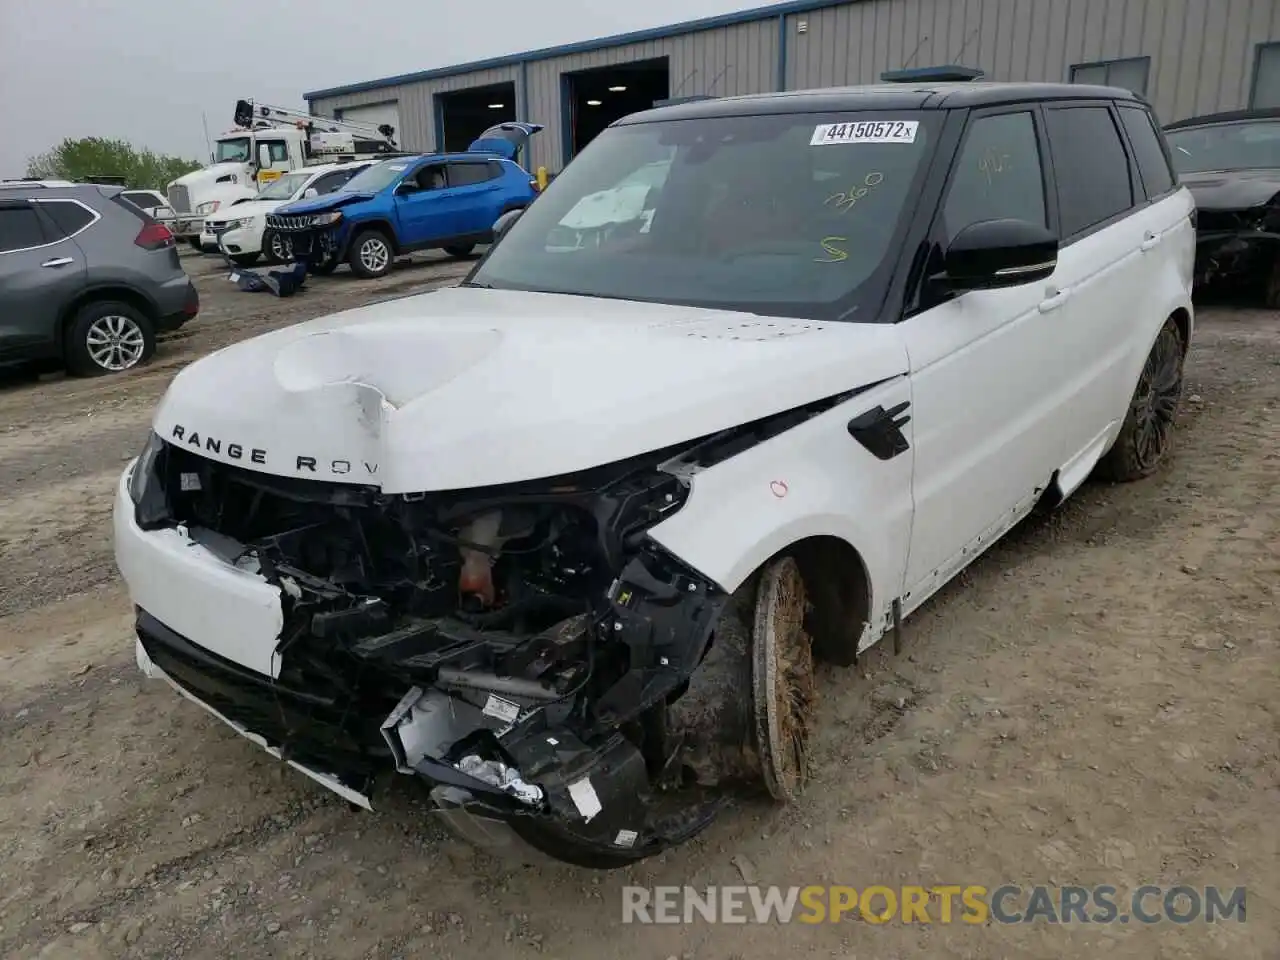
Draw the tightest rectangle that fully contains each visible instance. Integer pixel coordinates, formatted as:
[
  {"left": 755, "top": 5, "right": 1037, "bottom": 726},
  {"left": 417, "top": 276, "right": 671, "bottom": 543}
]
[
  {"left": 171, "top": 162, "right": 257, "bottom": 208},
  {"left": 172, "top": 161, "right": 248, "bottom": 188},
  {"left": 205, "top": 198, "right": 281, "bottom": 223},
  {"left": 152, "top": 287, "right": 908, "bottom": 493}
]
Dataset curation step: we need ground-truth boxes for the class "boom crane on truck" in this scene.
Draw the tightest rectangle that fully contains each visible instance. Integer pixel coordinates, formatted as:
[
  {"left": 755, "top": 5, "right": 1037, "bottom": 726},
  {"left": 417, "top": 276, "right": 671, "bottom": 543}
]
[
  {"left": 166, "top": 99, "right": 410, "bottom": 249},
  {"left": 232, "top": 98, "right": 402, "bottom": 159}
]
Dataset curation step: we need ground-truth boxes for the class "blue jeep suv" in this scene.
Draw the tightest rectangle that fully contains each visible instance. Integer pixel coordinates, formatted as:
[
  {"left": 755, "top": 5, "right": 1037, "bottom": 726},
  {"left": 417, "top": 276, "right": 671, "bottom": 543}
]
[{"left": 265, "top": 122, "right": 542, "bottom": 279}]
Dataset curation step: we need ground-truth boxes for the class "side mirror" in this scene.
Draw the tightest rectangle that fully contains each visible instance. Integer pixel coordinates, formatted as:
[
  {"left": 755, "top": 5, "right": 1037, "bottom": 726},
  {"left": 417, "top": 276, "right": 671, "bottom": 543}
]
[
  {"left": 395, "top": 181, "right": 418, "bottom": 196},
  {"left": 303, "top": 187, "right": 319, "bottom": 199},
  {"left": 257, "top": 144, "right": 273, "bottom": 170},
  {"left": 492, "top": 207, "right": 524, "bottom": 244},
  {"left": 942, "top": 219, "right": 1058, "bottom": 291}
]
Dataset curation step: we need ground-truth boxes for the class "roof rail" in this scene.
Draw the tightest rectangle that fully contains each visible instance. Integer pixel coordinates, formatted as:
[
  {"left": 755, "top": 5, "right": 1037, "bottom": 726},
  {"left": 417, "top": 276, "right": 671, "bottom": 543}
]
[
  {"left": 652, "top": 95, "right": 718, "bottom": 107},
  {"left": 880, "top": 65, "right": 985, "bottom": 83}
]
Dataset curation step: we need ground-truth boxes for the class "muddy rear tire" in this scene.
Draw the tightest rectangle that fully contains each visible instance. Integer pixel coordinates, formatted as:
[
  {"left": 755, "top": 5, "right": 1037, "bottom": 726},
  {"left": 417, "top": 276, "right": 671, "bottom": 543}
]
[{"left": 1095, "top": 317, "right": 1184, "bottom": 482}]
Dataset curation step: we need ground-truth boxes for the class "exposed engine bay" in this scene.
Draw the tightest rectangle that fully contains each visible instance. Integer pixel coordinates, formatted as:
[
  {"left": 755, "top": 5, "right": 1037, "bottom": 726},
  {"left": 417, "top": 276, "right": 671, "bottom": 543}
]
[{"left": 127, "top": 411, "right": 830, "bottom": 866}]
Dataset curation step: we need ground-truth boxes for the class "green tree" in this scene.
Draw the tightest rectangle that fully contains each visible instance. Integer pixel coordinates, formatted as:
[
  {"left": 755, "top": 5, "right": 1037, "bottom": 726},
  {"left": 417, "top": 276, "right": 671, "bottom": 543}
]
[{"left": 26, "top": 137, "right": 201, "bottom": 191}]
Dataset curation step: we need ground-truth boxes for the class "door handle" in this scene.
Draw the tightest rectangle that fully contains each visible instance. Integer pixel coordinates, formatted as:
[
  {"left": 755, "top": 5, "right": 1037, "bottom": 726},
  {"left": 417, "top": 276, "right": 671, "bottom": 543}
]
[
  {"left": 1140, "top": 232, "right": 1160, "bottom": 252},
  {"left": 41, "top": 256, "right": 74, "bottom": 268},
  {"left": 1038, "top": 288, "right": 1071, "bottom": 313}
]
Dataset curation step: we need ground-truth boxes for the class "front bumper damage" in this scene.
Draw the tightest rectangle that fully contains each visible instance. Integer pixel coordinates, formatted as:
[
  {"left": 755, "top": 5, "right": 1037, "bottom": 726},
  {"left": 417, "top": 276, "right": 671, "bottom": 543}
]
[
  {"left": 264, "top": 214, "right": 344, "bottom": 265},
  {"left": 116, "top": 431, "right": 775, "bottom": 866}
]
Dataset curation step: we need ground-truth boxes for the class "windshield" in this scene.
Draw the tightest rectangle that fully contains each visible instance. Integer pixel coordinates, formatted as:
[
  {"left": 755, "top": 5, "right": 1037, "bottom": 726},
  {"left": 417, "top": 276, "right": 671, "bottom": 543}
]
[
  {"left": 1166, "top": 120, "right": 1280, "bottom": 174},
  {"left": 340, "top": 159, "right": 411, "bottom": 193},
  {"left": 469, "top": 111, "right": 938, "bottom": 319},
  {"left": 258, "top": 171, "right": 312, "bottom": 200},
  {"left": 214, "top": 137, "right": 251, "bottom": 163}
]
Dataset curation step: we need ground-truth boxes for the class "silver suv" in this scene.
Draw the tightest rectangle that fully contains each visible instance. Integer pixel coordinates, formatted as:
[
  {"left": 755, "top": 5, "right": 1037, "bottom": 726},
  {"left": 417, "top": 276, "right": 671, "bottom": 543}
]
[{"left": 0, "top": 183, "right": 199, "bottom": 376}]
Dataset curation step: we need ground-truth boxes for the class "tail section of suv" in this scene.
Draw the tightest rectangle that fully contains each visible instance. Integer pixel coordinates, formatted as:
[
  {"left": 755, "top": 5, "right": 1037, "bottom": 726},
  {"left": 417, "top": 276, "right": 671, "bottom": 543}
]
[{"left": 0, "top": 184, "right": 198, "bottom": 377}]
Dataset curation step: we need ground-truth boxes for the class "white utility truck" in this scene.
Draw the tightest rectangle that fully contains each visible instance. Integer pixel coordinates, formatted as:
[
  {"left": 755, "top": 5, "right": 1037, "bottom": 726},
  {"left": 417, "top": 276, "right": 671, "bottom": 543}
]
[{"left": 167, "top": 99, "right": 402, "bottom": 249}]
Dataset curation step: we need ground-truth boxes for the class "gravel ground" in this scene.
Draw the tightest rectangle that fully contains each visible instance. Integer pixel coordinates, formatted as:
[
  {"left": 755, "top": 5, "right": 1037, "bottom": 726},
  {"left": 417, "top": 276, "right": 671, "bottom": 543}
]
[{"left": 0, "top": 252, "right": 1276, "bottom": 959}]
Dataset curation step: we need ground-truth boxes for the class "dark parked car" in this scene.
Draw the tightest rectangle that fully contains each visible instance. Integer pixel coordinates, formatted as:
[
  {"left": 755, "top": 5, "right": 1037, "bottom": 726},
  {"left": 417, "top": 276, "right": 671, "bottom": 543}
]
[
  {"left": 1165, "top": 108, "right": 1280, "bottom": 304},
  {"left": 0, "top": 183, "right": 198, "bottom": 376}
]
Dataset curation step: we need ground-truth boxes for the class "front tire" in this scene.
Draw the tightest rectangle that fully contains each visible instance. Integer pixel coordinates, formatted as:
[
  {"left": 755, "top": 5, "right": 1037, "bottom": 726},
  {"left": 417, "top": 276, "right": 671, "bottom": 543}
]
[
  {"left": 1095, "top": 317, "right": 1185, "bottom": 481},
  {"left": 64, "top": 301, "right": 156, "bottom": 377},
  {"left": 263, "top": 229, "right": 291, "bottom": 264},
  {"left": 348, "top": 229, "right": 394, "bottom": 278},
  {"left": 443, "top": 243, "right": 476, "bottom": 258}
]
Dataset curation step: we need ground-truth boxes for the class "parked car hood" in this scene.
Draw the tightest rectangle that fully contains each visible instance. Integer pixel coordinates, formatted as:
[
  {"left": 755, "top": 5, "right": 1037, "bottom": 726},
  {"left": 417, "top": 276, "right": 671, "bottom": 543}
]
[
  {"left": 275, "top": 191, "right": 376, "bottom": 216},
  {"left": 205, "top": 198, "right": 282, "bottom": 223},
  {"left": 151, "top": 287, "right": 909, "bottom": 493},
  {"left": 1179, "top": 169, "right": 1280, "bottom": 211}
]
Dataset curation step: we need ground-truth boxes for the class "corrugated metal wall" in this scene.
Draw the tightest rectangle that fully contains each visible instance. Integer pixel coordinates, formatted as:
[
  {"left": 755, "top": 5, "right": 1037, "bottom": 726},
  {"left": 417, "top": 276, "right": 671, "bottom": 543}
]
[
  {"left": 785, "top": 0, "right": 1280, "bottom": 124},
  {"left": 524, "top": 19, "right": 779, "bottom": 171},
  {"left": 310, "top": 0, "right": 1280, "bottom": 171},
  {"left": 311, "top": 64, "right": 520, "bottom": 153}
]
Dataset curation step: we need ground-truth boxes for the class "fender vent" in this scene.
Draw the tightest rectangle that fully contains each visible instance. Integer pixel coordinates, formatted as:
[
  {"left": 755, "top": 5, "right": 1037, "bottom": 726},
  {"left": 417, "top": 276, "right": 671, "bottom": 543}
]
[{"left": 847, "top": 401, "right": 911, "bottom": 460}]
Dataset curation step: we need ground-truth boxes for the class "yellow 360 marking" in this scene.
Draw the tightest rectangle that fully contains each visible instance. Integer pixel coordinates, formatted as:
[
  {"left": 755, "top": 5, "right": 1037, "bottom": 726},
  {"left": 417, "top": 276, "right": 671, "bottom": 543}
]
[{"left": 824, "top": 171, "right": 885, "bottom": 213}]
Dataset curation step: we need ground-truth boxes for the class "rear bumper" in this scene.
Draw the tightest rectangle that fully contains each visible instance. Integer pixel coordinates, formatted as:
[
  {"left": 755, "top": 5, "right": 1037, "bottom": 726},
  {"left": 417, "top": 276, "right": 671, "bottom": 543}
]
[{"left": 154, "top": 278, "right": 199, "bottom": 331}]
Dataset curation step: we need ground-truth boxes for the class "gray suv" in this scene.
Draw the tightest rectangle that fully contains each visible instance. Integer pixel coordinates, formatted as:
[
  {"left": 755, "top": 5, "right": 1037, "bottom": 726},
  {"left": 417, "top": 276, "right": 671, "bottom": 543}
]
[{"left": 0, "top": 183, "right": 199, "bottom": 376}]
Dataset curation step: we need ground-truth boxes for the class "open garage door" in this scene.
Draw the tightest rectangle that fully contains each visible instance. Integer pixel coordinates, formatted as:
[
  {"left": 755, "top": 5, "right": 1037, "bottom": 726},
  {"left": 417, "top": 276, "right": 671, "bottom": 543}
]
[
  {"left": 334, "top": 101, "right": 401, "bottom": 142},
  {"left": 437, "top": 83, "right": 517, "bottom": 153},
  {"left": 566, "top": 58, "right": 670, "bottom": 159}
]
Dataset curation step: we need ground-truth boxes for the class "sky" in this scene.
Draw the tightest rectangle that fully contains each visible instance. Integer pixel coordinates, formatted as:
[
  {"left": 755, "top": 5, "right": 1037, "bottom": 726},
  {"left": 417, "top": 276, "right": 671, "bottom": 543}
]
[{"left": 0, "top": 0, "right": 758, "bottom": 177}]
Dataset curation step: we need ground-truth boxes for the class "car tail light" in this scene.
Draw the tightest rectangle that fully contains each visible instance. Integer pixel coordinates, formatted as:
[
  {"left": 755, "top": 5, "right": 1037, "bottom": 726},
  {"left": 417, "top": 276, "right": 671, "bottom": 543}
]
[
  {"left": 530, "top": 178, "right": 539, "bottom": 191},
  {"left": 135, "top": 223, "right": 174, "bottom": 250}
]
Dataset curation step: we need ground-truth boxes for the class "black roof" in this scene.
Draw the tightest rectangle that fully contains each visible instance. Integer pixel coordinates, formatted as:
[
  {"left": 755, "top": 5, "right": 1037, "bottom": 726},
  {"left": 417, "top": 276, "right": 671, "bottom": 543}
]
[
  {"left": 1165, "top": 107, "right": 1280, "bottom": 130},
  {"left": 617, "top": 82, "right": 1144, "bottom": 125}
]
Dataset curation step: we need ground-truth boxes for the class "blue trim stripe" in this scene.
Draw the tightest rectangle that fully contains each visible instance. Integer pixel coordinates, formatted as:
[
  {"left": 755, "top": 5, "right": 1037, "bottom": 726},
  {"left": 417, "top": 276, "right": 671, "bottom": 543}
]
[{"left": 305, "top": 0, "right": 859, "bottom": 101}]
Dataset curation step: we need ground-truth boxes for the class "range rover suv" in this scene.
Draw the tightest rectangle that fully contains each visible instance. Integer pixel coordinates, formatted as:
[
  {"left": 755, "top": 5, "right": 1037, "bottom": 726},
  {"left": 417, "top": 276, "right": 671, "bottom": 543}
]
[{"left": 114, "top": 82, "right": 1192, "bottom": 867}]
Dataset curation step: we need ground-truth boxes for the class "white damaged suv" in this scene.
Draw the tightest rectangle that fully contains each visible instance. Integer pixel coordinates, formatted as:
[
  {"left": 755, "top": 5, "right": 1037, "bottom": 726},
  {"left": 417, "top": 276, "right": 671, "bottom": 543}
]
[{"left": 114, "top": 82, "right": 1194, "bottom": 868}]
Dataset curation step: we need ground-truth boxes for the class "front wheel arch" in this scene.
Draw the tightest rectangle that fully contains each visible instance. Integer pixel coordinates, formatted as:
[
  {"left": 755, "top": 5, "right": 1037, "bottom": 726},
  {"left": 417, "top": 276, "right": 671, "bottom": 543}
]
[{"left": 746, "top": 535, "right": 872, "bottom": 668}]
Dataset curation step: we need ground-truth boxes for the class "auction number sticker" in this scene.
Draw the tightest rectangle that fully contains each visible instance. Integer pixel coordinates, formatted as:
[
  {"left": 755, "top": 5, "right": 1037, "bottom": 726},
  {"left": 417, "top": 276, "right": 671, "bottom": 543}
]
[{"left": 811, "top": 120, "right": 919, "bottom": 145}]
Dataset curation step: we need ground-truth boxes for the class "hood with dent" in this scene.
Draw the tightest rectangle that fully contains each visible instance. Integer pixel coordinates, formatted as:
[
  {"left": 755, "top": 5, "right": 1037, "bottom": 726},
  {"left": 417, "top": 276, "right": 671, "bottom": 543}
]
[
  {"left": 1179, "top": 169, "right": 1280, "bottom": 210},
  {"left": 276, "top": 191, "right": 376, "bottom": 216},
  {"left": 152, "top": 288, "right": 908, "bottom": 493}
]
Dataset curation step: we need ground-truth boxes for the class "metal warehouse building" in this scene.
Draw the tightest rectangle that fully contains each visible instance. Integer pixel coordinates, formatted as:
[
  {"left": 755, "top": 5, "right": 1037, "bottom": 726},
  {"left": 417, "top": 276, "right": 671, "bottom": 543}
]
[{"left": 304, "top": 0, "right": 1280, "bottom": 173}]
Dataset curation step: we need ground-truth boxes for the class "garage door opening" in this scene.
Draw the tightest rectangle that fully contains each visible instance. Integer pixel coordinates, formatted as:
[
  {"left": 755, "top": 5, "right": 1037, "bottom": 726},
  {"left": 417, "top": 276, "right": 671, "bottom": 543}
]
[
  {"left": 566, "top": 58, "right": 670, "bottom": 158},
  {"left": 437, "top": 83, "right": 517, "bottom": 153}
]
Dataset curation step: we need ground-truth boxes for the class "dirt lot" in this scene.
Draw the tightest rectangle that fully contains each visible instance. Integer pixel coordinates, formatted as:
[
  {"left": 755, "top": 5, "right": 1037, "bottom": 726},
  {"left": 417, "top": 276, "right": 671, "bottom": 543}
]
[{"left": 0, "top": 252, "right": 1276, "bottom": 960}]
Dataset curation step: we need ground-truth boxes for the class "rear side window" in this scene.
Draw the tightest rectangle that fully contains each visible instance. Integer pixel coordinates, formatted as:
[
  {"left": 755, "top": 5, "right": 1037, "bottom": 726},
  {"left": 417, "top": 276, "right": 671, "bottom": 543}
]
[
  {"left": 0, "top": 205, "right": 47, "bottom": 252},
  {"left": 1045, "top": 106, "right": 1134, "bottom": 238},
  {"left": 447, "top": 162, "right": 496, "bottom": 187},
  {"left": 1118, "top": 106, "right": 1177, "bottom": 197},
  {"left": 943, "top": 111, "right": 1047, "bottom": 240},
  {"left": 37, "top": 199, "right": 96, "bottom": 238}
]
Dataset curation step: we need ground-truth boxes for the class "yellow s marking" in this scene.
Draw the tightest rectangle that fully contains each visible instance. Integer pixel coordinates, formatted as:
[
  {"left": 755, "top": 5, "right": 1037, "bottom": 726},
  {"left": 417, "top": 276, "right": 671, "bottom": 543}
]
[{"left": 815, "top": 236, "right": 848, "bottom": 262}]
